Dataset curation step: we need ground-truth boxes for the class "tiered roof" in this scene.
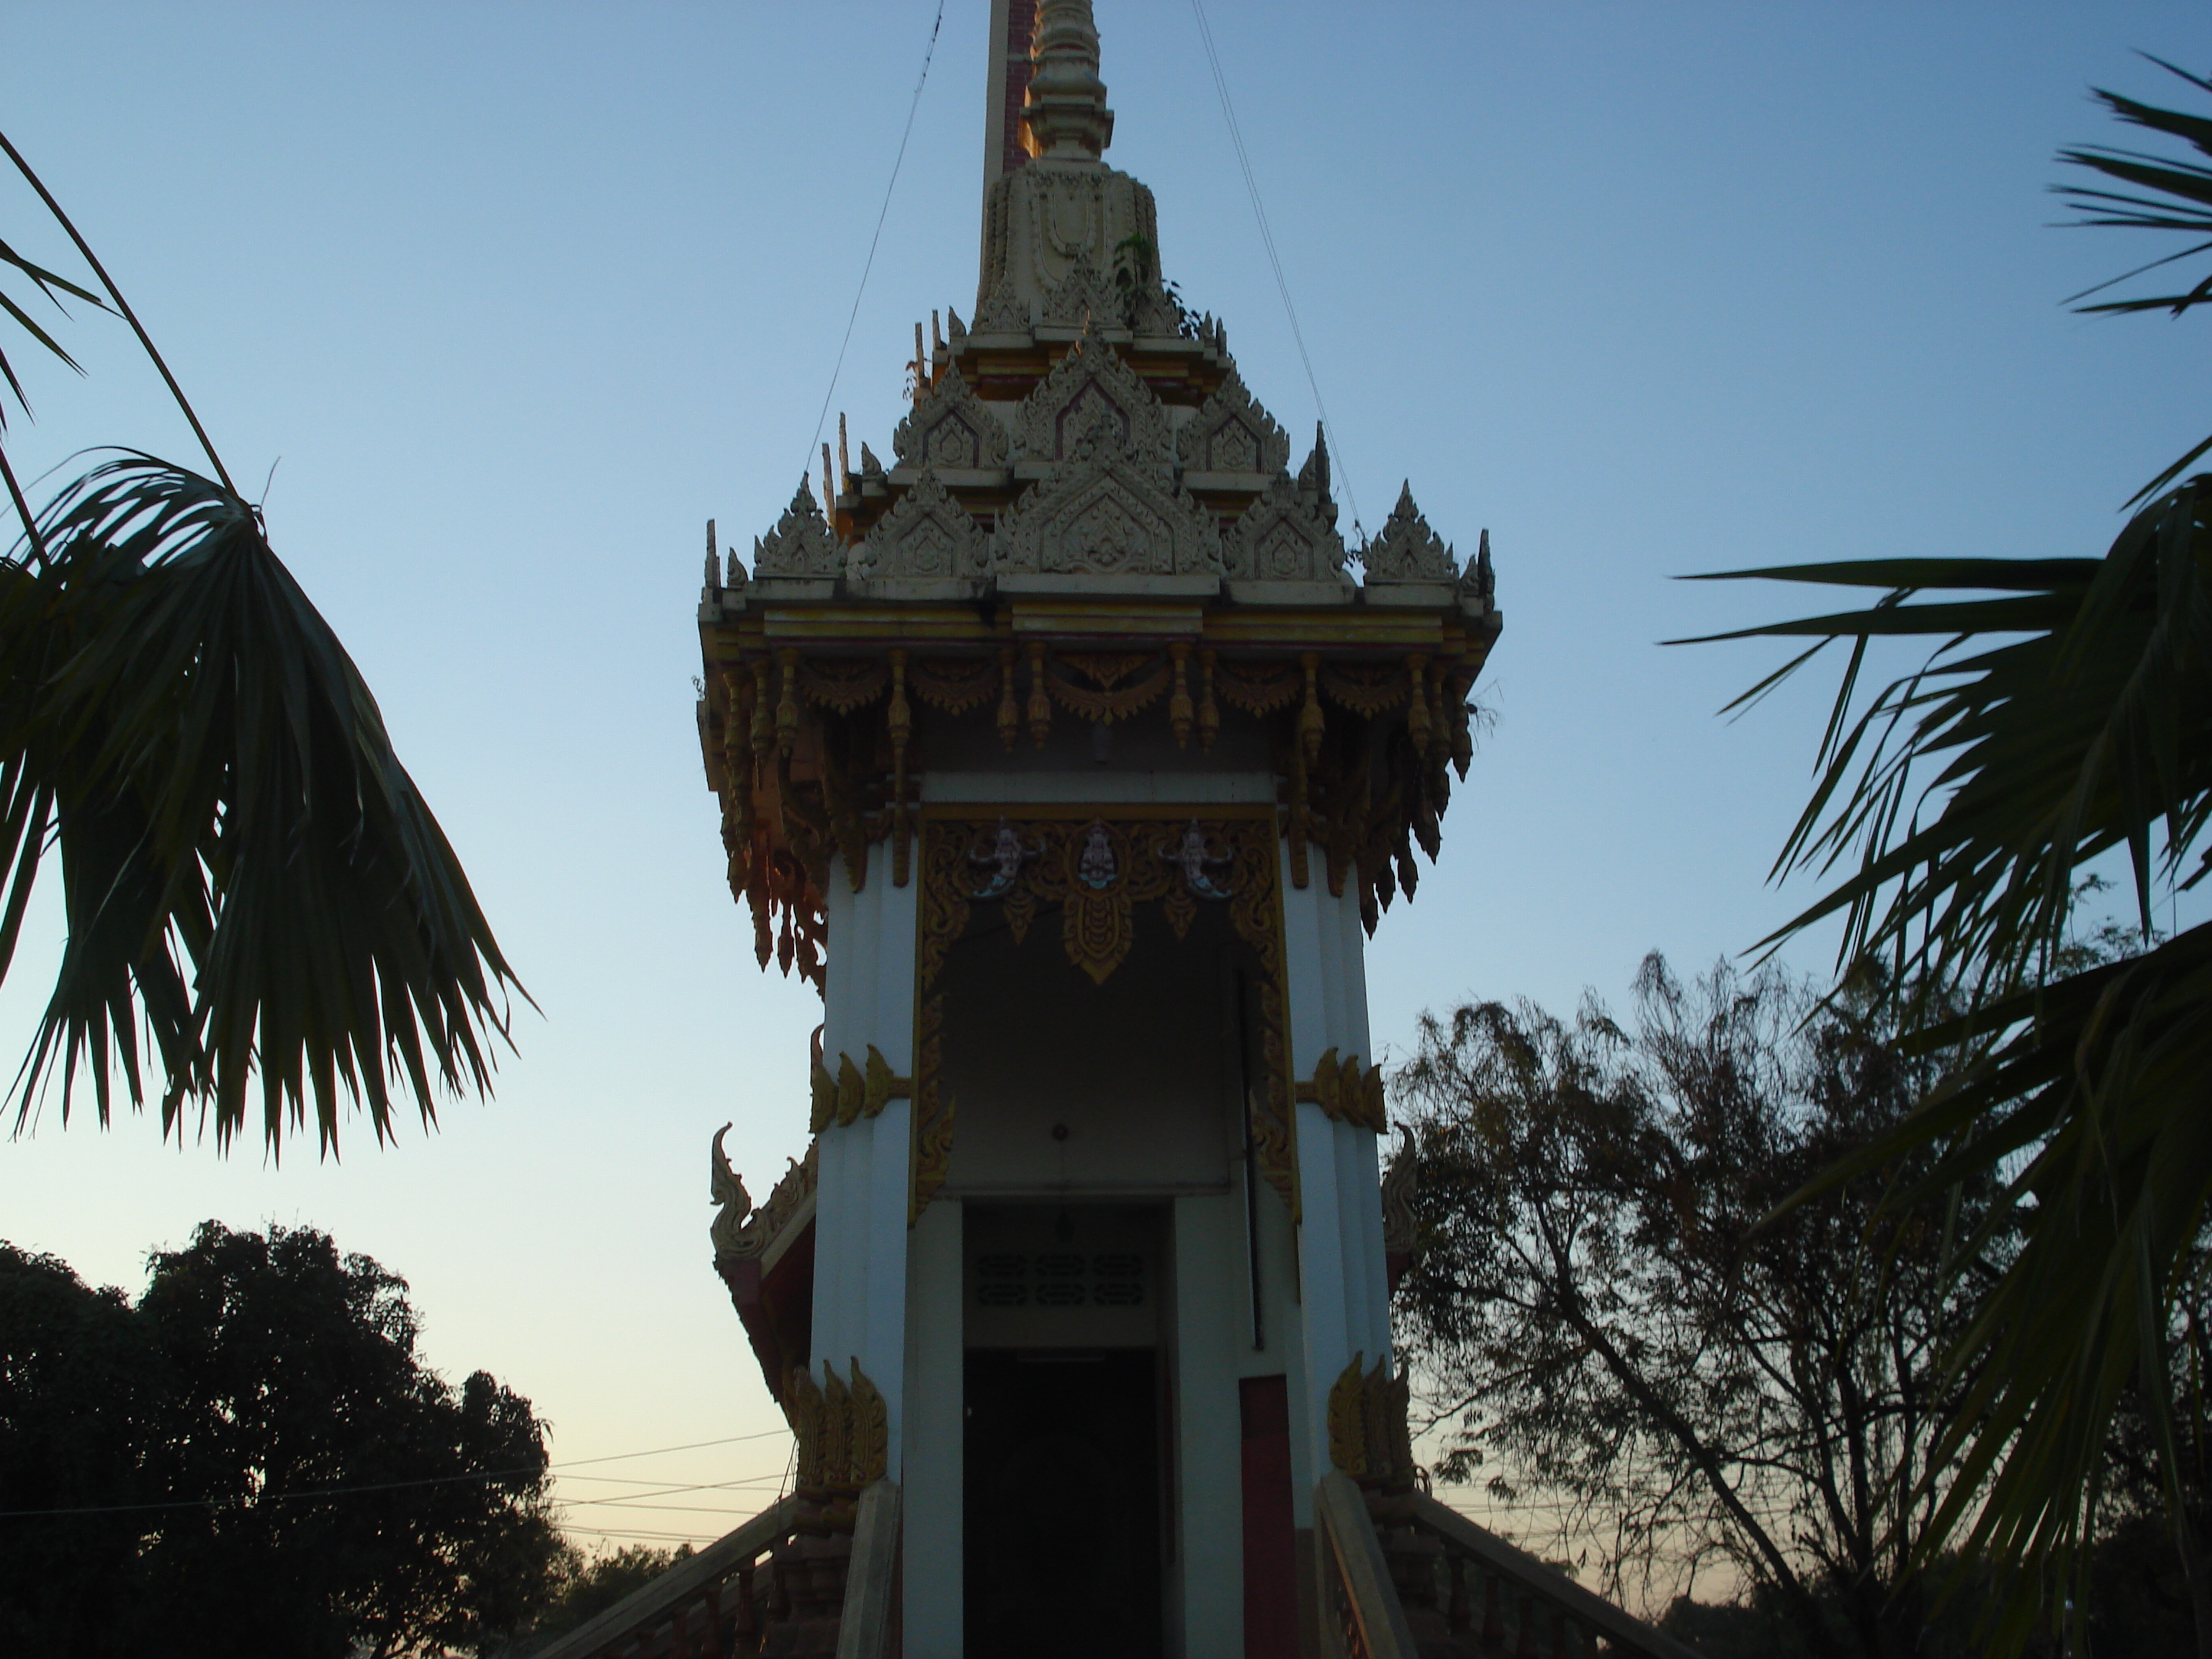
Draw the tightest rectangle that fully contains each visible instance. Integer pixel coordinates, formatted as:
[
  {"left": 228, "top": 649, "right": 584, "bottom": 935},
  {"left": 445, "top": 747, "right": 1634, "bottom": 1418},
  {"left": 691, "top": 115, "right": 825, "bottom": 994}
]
[{"left": 696, "top": 0, "right": 1501, "bottom": 984}]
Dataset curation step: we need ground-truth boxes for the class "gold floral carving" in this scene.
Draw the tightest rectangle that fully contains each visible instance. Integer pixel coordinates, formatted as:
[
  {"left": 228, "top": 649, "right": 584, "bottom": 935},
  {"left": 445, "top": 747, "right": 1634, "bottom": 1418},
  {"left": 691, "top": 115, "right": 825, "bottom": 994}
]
[
  {"left": 809, "top": 1033, "right": 835, "bottom": 1136},
  {"left": 910, "top": 809, "right": 1298, "bottom": 1223},
  {"left": 820, "top": 1367, "right": 850, "bottom": 1494},
  {"left": 1327, "top": 1354, "right": 1368, "bottom": 1475},
  {"left": 847, "top": 1359, "right": 889, "bottom": 1485},
  {"left": 834, "top": 1051, "right": 866, "bottom": 1128},
  {"left": 1326, "top": 1352, "right": 1416, "bottom": 1491},
  {"left": 908, "top": 994, "right": 953, "bottom": 1225},
  {"left": 1299, "top": 1047, "right": 1388, "bottom": 1133},
  {"left": 787, "top": 1364, "right": 827, "bottom": 1490}
]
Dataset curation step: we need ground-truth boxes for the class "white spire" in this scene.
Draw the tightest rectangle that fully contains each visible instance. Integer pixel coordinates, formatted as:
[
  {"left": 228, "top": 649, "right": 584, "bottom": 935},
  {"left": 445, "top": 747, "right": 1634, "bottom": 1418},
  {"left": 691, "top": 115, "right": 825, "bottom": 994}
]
[{"left": 1022, "top": 0, "right": 1114, "bottom": 161}]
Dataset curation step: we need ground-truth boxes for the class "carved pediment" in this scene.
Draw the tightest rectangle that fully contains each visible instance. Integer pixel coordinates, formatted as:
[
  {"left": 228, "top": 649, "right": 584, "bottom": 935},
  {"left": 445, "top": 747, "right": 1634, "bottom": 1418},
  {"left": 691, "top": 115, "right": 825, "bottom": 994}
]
[
  {"left": 1014, "top": 333, "right": 1173, "bottom": 472},
  {"left": 1177, "top": 366, "right": 1290, "bottom": 476},
  {"left": 1462, "top": 526, "right": 1496, "bottom": 607},
  {"left": 891, "top": 364, "right": 1010, "bottom": 472},
  {"left": 1228, "top": 472, "right": 1348, "bottom": 583},
  {"left": 1363, "top": 481, "right": 1457, "bottom": 584},
  {"left": 973, "top": 271, "right": 1032, "bottom": 336},
  {"left": 752, "top": 479, "right": 843, "bottom": 579},
  {"left": 853, "top": 469, "right": 992, "bottom": 584},
  {"left": 1040, "top": 254, "right": 1117, "bottom": 329},
  {"left": 997, "top": 439, "right": 1224, "bottom": 579}
]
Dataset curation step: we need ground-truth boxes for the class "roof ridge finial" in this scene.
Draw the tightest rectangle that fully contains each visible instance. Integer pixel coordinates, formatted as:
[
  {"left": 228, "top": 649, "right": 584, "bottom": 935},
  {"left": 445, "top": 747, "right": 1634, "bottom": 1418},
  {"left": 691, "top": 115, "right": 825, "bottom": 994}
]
[{"left": 1023, "top": 0, "right": 1115, "bottom": 161}]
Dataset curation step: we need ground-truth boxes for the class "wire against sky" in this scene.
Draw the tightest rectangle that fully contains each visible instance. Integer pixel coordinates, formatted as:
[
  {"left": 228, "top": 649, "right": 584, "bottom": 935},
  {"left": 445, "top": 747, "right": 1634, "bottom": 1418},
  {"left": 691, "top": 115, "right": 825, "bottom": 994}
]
[
  {"left": 803, "top": 0, "right": 947, "bottom": 487},
  {"left": 1187, "top": 0, "right": 1363, "bottom": 544},
  {"left": 0, "top": 1427, "right": 795, "bottom": 1519}
]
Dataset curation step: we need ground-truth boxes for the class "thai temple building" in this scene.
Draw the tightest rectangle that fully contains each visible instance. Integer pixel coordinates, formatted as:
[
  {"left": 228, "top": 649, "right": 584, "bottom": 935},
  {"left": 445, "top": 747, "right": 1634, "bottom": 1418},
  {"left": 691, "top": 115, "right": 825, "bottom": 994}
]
[{"left": 536, "top": 6, "right": 1687, "bottom": 1658}]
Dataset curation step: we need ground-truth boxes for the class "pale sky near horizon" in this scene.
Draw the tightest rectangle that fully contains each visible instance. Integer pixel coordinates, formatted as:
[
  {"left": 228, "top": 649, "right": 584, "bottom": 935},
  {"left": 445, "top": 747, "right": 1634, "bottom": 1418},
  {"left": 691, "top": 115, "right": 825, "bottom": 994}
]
[{"left": 3, "top": 2, "right": 2208, "bottom": 1561}]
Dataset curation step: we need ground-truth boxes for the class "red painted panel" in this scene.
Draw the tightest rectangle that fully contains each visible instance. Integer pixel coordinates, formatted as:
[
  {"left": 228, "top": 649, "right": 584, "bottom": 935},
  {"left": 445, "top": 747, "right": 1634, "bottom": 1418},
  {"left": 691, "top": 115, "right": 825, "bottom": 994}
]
[{"left": 1239, "top": 1375, "right": 1297, "bottom": 1659}]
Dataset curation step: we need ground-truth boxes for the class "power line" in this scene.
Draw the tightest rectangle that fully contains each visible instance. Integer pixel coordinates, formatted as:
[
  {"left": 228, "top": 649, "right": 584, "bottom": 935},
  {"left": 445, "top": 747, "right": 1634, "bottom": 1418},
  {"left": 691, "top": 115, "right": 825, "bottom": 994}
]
[
  {"left": 1187, "top": 0, "right": 1364, "bottom": 544},
  {"left": 0, "top": 1429, "right": 795, "bottom": 1519},
  {"left": 552, "top": 1427, "right": 788, "bottom": 1470},
  {"left": 804, "top": 0, "right": 948, "bottom": 487}
]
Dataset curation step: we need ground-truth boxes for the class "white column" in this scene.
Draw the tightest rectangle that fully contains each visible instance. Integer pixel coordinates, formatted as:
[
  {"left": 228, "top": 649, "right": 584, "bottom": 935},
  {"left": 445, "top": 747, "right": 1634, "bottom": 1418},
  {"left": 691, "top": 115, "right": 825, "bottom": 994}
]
[
  {"left": 1280, "top": 850, "right": 1395, "bottom": 1481},
  {"left": 902, "top": 1197, "right": 963, "bottom": 1656},
  {"left": 1173, "top": 1193, "right": 1246, "bottom": 1659},
  {"left": 810, "top": 847, "right": 917, "bottom": 1468}
]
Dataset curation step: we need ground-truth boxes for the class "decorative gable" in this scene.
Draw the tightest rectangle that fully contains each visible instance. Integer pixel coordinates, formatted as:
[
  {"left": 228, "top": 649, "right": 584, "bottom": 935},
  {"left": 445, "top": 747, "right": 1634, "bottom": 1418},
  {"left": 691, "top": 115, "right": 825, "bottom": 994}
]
[
  {"left": 996, "top": 415, "right": 1224, "bottom": 580},
  {"left": 1013, "top": 332, "right": 1173, "bottom": 472},
  {"left": 852, "top": 470, "right": 992, "bottom": 588},
  {"left": 891, "top": 364, "right": 1011, "bottom": 473},
  {"left": 1039, "top": 255, "right": 1118, "bottom": 330},
  {"left": 1227, "top": 472, "right": 1349, "bottom": 586},
  {"left": 1362, "top": 481, "right": 1457, "bottom": 585},
  {"left": 752, "top": 479, "right": 844, "bottom": 579},
  {"left": 1177, "top": 367, "right": 1290, "bottom": 477}
]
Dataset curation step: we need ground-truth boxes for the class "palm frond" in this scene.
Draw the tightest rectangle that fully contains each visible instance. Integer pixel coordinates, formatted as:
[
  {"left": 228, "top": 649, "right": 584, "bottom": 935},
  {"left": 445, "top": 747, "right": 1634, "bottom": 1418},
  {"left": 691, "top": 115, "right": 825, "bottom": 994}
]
[
  {"left": 1784, "top": 922, "right": 2212, "bottom": 1649},
  {"left": 2049, "top": 58, "right": 2212, "bottom": 504},
  {"left": 1686, "top": 477, "right": 2212, "bottom": 994},
  {"left": 1, "top": 454, "right": 527, "bottom": 1154}
]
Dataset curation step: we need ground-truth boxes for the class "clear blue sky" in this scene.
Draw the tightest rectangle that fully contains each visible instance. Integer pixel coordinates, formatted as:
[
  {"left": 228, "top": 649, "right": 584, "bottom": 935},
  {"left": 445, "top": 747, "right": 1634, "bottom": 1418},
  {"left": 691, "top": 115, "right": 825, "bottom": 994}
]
[{"left": 3, "top": 2, "right": 2206, "bottom": 1550}]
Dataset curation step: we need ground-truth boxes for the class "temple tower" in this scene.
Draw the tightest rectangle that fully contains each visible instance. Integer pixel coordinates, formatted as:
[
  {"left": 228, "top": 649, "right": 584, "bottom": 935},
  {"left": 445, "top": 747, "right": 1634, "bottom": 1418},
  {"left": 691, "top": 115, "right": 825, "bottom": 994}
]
[{"left": 698, "top": 5, "right": 1501, "bottom": 1654}]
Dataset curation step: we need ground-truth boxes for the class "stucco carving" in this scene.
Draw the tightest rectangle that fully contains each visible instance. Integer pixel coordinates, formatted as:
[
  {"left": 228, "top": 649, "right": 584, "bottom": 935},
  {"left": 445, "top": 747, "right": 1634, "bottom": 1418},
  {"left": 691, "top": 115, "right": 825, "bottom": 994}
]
[
  {"left": 1462, "top": 526, "right": 1496, "bottom": 607},
  {"left": 852, "top": 470, "right": 992, "bottom": 585},
  {"left": 1040, "top": 253, "right": 1116, "bottom": 329},
  {"left": 752, "top": 479, "right": 843, "bottom": 580},
  {"left": 1227, "top": 472, "right": 1349, "bottom": 583},
  {"left": 1363, "top": 481, "right": 1458, "bottom": 584},
  {"left": 971, "top": 270, "right": 1032, "bottom": 336},
  {"left": 891, "top": 364, "right": 1010, "bottom": 472},
  {"left": 1177, "top": 366, "right": 1290, "bottom": 476},
  {"left": 1013, "top": 333, "right": 1173, "bottom": 470},
  {"left": 996, "top": 426, "right": 1224, "bottom": 578}
]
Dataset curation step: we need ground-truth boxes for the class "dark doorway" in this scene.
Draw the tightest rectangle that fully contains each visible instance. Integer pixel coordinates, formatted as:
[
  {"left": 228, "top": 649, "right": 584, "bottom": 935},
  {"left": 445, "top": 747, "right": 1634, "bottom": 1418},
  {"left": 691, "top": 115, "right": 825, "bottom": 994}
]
[{"left": 964, "top": 1348, "right": 1164, "bottom": 1659}]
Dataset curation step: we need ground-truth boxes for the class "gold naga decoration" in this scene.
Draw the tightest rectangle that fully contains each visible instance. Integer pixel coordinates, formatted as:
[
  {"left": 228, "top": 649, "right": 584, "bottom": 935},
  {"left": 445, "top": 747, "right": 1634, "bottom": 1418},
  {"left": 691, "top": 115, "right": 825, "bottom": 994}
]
[
  {"left": 1326, "top": 1352, "right": 1417, "bottom": 1491},
  {"left": 909, "top": 808, "right": 1298, "bottom": 1224},
  {"left": 1298, "top": 1046, "right": 1388, "bottom": 1133},
  {"left": 784, "top": 1357, "right": 891, "bottom": 1499},
  {"left": 709, "top": 1129, "right": 819, "bottom": 1263}
]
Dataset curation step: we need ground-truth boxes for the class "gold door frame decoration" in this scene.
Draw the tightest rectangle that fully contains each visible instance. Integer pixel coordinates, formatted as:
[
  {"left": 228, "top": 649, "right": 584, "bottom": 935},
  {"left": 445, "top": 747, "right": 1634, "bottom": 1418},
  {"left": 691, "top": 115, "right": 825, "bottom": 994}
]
[{"left": 908, "top": 806, "right": 1298, "bottom": 1224}]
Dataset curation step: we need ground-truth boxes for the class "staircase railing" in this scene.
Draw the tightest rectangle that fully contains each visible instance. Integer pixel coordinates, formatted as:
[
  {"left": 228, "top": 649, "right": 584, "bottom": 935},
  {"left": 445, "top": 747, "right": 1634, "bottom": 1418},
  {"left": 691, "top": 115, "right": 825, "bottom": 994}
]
[
  {"left": 1317, "top": 1471, "right": 1699, "bottom": 1659},
  {"left": 1317, "top": 1470, "right": 1419, "bottom": 1659},
  {"left": 529, "top": 1478, "right": 902, "bottom": 1659},
  {"left": 529, "top": 1495, "right": 796, "bottom": 1659}
]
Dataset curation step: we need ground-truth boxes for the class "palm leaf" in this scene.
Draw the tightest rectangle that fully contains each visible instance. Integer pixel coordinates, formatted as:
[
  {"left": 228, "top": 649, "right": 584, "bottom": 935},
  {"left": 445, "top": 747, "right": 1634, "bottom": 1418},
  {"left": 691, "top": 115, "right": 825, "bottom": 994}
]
[
  {"left": 1680, "top": 477, "right": 2212, "bottom": 992},
  {"left": 2, "top": 454, "right": 526, "bottom": 1154},
  {"left": 2052, "top": 56, "right": 2212, "bottom": 503}
]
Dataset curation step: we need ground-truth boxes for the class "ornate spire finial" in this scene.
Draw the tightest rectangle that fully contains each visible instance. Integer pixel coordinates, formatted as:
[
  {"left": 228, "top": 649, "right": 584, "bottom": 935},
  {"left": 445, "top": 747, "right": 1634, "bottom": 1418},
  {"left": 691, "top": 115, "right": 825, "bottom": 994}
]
[{"left": 1022, "top": 0, "right": 1114, "bottom": 161}]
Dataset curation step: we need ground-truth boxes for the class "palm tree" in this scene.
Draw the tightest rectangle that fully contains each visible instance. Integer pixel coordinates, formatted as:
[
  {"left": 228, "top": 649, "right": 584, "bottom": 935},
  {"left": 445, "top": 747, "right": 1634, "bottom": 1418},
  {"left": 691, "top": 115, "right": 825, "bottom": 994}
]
[
  {"left": 1686, "top": 55, "right": 2212, "bottom": 1654},
  {"left": 1, "top": 130, "right": 523, "bottom": 1157}
]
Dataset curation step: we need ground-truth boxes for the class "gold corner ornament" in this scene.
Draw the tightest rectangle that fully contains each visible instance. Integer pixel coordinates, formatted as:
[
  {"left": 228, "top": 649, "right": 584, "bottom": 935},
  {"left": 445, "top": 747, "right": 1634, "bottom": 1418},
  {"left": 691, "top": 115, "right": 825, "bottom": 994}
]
[
  {"left": 811, "top": 1042, "right": 913, "bottom": 1134},
  {"left": 1298, "top": 1046, "right": 1387, "bottom": 1133},
  {"left": 1326, "top": 1352, "right": 1417, "bottom": 1490},
  {"left": 784, "top": 1357, "right": 891, "bottom": 1495}
]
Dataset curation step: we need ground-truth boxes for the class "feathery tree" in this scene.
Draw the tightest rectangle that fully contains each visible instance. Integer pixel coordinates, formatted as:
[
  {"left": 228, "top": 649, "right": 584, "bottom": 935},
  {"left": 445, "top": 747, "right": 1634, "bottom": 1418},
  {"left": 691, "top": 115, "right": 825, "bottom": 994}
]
[{"left": 1, "top": 130, "right": 522, "bottom": 1154}]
